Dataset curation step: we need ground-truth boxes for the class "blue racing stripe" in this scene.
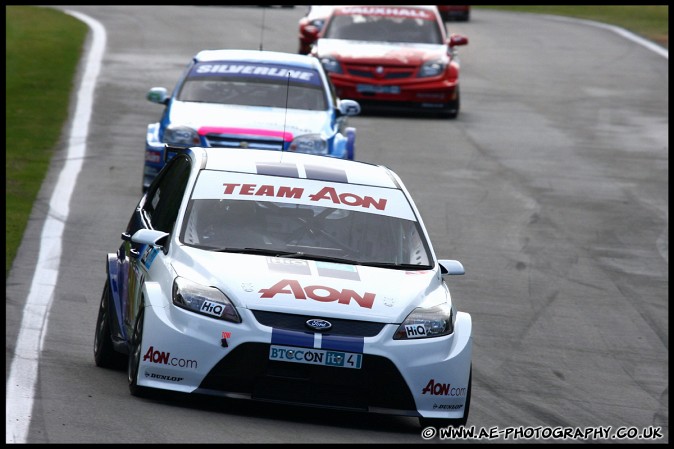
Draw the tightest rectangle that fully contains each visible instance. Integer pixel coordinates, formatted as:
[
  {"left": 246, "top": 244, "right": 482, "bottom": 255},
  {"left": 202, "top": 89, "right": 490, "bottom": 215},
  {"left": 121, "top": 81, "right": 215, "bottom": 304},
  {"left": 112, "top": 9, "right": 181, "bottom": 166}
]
[
  {"left": 321, "top": 335, "right": 364, "bottom": 353},
  {"left": 271, "top": 328, "right": 314, "bottom": 348}
]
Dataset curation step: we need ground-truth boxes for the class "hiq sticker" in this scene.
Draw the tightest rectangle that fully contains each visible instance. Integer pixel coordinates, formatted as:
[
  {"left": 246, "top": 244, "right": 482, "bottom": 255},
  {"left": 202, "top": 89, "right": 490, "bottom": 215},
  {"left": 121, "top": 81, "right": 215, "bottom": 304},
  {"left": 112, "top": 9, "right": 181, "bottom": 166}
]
[
  {"left": 404, "top": 324, "right": 427, "bottom": 339},
  {"left": 200, "top": 300, "right": 225, "bottom": 317}
]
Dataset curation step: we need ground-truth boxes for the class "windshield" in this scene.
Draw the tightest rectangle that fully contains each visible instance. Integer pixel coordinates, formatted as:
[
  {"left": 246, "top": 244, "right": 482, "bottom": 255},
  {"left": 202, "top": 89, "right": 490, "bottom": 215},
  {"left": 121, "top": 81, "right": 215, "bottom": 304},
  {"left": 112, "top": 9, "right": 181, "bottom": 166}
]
[
  {"left": 176, "top": 61, "right": 328, "bottom": 110},
  {"left": 179, "top": 171, "right": 433, "bottom": 268},
  {"left": 177, "top": 78, "right": 327, "bottom": 111},
  {"left": 181, "top": 199, "right": 431, "bottom": 267},
  {"left": 323, "top": 7, "right": 443, "bottom": 44}
]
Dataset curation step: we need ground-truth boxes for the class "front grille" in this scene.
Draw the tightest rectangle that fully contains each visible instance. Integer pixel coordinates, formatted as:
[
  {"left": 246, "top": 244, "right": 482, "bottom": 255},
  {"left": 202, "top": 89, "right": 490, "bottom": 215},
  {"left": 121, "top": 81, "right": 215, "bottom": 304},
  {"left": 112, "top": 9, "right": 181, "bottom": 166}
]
[
  {"left": 204, "top": 133, "right": 284, "bottom": 151},
  {"left": 198, "top": 343, "right": 417, "bottom": 412},
  {"left": 357, "top": 99, "right": 451, "bottom": 112},
  {"left": 345, "top": 64, "right": 416, "bottom": 80},
  {"left": 348, "top": 69, "right": 374, "bottom": 78},
  {"left": 252, "top": 310, "right": 386, "bottom": 337}
]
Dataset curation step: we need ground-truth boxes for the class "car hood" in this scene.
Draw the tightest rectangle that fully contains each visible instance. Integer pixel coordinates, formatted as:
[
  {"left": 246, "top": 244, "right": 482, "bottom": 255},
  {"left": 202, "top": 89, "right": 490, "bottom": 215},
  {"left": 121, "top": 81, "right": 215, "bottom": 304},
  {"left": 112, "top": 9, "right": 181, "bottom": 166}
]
[
  {"left": 316, "top": 38, "right": 447, "bottom": 66},
  {"left": 172, "top": 248, "right": 447, "bottom": 323},
  {"left": 168, "top": 101, "right": 331, "bottom": 137}
]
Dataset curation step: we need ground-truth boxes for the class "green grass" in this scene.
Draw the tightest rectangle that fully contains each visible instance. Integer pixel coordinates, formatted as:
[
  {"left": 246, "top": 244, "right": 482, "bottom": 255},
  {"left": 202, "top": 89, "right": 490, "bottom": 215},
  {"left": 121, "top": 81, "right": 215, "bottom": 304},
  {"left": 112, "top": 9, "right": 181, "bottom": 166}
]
[
  {"left": 475, "top": 6, "right": 668, "bottom": 47},
  {"left": 5, "top": 6, "right": 87, "bottom": 276},
  {"left": 4, "top": 5, "right": 669, "bottom": 279}
]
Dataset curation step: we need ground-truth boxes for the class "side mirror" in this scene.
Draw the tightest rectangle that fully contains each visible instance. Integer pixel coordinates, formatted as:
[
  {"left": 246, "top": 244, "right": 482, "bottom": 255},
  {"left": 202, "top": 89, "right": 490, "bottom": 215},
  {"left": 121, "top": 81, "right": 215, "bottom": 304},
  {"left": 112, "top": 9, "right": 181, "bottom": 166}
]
[
  {"left": 438, "top": 259, "right": 465, "bottom": 275},
  {"left": 147, "top": 87, "right": 169, "bottom": 105},
  {"left": 447, "top": 33, "right": 469, "bottom": 48},
  {"left": 337, "top": 99, "right": 361, "bottom": 116},
  {"left": 302, "top": 24, "right": 320, "bottom": 40},
  {"left": 131, "top": 229, "right": 169, "bottom": 248}
]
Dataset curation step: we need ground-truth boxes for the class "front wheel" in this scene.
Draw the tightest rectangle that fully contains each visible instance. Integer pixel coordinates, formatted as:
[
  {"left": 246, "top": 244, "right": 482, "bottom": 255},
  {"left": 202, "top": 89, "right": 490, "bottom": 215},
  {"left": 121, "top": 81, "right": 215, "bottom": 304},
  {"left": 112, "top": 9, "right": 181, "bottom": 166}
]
[
  {"left": 419, "top": 365, "right": 472, "bottom": 429},
  {"left": 440, "top": 88, "right": 460, "bottom": 119},
  {"left": 128, "top": 305, "right": 150, "bottom": 397},
  {"left": 94, "top": 280, "right": 126, "bottom": 369}
]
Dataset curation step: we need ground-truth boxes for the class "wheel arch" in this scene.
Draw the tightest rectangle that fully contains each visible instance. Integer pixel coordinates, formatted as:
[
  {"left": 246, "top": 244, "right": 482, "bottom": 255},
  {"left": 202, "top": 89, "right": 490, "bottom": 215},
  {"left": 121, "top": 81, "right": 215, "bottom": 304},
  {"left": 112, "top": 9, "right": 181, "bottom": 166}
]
[
  {"left": 141, "top": 279, "right": 167, "bottom": 310},
  {"left": 345, "top": 126, "right": 356, "bottom": 160},
  {"left": 106, "top": 253, "right": 126, "bottom": 346}
]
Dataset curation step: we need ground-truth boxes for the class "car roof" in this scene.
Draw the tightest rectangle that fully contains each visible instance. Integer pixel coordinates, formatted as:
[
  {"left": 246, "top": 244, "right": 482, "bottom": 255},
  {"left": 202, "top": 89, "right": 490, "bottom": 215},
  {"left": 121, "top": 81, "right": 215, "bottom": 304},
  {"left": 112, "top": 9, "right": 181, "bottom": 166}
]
[
  {"left": 305, "top": 5, "right": 340, "bottom": 19},
  {"left": 193, "top": 49, "right": 320, "bottom": 70},
  {"left": 198, "top": 147, "right": 400, "bottom": 189},
  {"left": 331, "top": 5, "right": 440, "bottom": 14}
]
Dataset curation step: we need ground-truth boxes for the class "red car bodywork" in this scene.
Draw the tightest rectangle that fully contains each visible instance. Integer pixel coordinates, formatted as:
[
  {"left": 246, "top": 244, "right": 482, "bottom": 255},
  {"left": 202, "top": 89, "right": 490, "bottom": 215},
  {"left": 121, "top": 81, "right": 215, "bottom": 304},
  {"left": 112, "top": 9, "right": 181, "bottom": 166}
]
[
  {"left": 310, "top": 5, "right": 468, "bottom": 118},
  {"left": 437, "top": 5, "right": 470, "bottom": 21},
  {"left": 298, "top": 6, "right": 338, "bottom": 54}
]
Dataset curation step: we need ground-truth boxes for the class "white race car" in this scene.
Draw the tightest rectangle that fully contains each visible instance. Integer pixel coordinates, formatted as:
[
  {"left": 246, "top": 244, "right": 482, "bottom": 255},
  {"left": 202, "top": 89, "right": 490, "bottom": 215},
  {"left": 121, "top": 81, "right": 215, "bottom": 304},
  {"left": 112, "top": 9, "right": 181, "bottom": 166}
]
[{"left": 94, "top": 146, "right": 472, "bottom": 428}]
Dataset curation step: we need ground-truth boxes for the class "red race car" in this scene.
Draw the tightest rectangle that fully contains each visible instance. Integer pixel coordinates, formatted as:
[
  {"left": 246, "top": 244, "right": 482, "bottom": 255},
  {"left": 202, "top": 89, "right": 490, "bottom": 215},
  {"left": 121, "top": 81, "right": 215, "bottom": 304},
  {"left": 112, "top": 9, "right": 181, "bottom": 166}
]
[{"left": 310, "top": 5, "right": 468, "bottom": 118}]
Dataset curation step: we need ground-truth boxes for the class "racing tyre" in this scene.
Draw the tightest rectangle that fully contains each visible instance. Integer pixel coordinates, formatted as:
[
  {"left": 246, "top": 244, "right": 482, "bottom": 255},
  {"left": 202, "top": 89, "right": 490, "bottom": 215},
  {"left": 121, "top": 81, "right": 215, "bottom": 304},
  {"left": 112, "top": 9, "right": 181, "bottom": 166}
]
[
  {"left": 441, "top": 87, "right": 460, "bottom": 119},
  {"left": 128, "top": 305, "right": 150, "bottom": 397},
  {"left": 419, "top": 365, "right": 472, "bottom": 429},
  {"left": 94, "top": 280, "right": 126, "bottom": 370}
]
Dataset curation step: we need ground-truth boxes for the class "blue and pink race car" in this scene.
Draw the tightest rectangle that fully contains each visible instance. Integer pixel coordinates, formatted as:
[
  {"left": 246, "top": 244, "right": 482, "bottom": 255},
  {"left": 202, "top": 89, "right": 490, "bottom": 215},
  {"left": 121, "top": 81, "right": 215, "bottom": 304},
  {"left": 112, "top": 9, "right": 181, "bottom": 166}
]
[{"left": 142, "top": 49, "right": 361, "bottom": 191}]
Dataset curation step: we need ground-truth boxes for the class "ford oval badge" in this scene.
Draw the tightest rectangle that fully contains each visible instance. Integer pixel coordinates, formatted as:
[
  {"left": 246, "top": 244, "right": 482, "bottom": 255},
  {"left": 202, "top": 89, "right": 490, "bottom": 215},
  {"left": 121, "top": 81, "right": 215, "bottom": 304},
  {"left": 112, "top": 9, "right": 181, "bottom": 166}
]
[{"left": 305, "top": 318, "right": 332, "bottom": 332}]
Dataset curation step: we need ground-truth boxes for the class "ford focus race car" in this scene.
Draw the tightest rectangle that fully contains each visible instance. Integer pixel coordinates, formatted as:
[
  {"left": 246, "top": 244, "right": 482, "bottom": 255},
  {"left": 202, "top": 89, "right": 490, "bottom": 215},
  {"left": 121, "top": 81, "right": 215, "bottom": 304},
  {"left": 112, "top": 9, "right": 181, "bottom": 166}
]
[
  {"left": 143, "top": 49, "right": 361, "bottom": 191},
  {"left": 94, "top": 146, "right": 472, "bottom": 428},
  {"left": 310, "top": 5, "right": 468, "bottom": 118}
]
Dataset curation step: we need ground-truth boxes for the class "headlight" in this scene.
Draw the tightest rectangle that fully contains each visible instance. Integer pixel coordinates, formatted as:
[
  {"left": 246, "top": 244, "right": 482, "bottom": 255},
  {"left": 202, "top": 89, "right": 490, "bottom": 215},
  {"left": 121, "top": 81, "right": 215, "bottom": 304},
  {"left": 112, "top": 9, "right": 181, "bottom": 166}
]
[
  {"left": 163, "top": 125, "right": 200, "bottom": 147},
  {"left": 172, "top": 277, "right": 241, "bottom": 323},
  {"left": 393, "top": 303, "right": 453, "bottom": 340},
  {"left": 418, "top": 60, "right": 447, "bottom": 78},
  {"left": 320, "top": 56, "right": 343, "bottom": 74},
  {"left": 288, "top": 134, "right": 328, "bottom": 155}
]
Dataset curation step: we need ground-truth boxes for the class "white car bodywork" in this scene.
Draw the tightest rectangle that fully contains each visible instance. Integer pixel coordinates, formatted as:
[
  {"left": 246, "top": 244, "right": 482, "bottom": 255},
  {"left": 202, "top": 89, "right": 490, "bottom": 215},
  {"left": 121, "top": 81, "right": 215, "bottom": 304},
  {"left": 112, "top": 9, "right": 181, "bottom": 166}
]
[{"left": 98, "top": 147, "right": 471, "bottom": 427}]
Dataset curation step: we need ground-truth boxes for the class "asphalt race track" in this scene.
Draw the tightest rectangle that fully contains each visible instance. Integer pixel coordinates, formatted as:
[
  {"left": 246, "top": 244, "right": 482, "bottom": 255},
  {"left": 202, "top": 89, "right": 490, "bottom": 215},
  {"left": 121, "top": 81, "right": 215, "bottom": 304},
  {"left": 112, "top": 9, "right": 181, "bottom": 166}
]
[{"left": 6, "top": 5, "right": 668, "bottom": 444}]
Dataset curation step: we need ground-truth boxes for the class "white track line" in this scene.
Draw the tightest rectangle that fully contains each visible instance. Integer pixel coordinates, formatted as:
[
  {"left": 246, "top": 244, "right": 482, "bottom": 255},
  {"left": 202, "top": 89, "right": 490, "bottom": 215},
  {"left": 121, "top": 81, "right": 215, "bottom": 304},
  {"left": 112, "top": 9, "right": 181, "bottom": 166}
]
[
  {"left": 543, "top": 14, "right": 668, "bottom": 59},
  {"left": 5, "top": 10, "right": 106, "bottom": 444}
]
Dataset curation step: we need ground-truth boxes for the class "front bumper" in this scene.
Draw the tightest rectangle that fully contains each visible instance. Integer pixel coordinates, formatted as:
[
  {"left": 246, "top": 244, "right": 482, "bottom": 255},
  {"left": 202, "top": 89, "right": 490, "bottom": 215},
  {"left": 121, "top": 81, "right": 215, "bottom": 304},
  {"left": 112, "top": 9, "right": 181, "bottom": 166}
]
[
  {"left": 136, "top": 296, "right": 472, "bottom": 419},
  {"left": 143, "top": 123, "right": 167, "bottom": 190},
  {"left": 329, "top": 75, "right": 458, "bottom": 111},
  {"left": 144, "top": 123, "right": 352, "bottom": 190}
]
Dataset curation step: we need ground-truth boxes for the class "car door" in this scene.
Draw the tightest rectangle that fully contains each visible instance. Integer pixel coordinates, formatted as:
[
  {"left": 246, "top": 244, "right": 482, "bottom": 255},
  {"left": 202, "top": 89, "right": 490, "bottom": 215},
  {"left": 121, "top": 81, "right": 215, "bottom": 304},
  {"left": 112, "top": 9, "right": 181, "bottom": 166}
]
[{"left": 116, "top": 153, "right": 193, "bottom": 342}]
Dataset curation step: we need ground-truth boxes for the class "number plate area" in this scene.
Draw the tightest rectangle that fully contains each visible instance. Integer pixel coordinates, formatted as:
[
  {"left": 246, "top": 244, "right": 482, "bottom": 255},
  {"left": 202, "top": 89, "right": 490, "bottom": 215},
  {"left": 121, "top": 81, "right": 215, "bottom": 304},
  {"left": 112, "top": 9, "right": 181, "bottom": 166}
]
[
  {"left": 269, "top": 345, "right": 362, "bottom": 369},
  {"left": 357, "top": 84, "right": 401, "bottom": 94}
]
